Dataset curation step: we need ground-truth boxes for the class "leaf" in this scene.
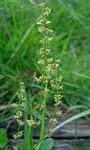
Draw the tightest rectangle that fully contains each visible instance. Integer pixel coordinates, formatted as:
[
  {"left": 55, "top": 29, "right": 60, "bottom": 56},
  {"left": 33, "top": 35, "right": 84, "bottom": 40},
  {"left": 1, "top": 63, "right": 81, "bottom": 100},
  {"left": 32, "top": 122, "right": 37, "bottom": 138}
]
[
  {"left": 41, "top": 138, "right": 54, "bottom": 150},
  {"left": 0, "top": 75, "right": 4, "bottom": 80},
  {"left": 52, "top": 110, "right": 90, "bottom": 134},
  {"left": 0, "top": 128, "right": 8, "bottom": 149}
]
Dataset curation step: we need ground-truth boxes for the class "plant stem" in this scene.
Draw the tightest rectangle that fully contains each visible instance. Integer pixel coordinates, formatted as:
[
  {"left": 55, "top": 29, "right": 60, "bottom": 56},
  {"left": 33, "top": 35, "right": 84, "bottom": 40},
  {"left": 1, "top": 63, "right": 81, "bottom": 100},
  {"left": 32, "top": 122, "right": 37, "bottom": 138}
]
[
  {"left": 38, "top": 81, "right": 48, "bottom": 150},
  {"left": 27, "top": 97, "right": 33, "bottom": 150},
  {"left": 23, "top": 95, "right": 28, "bottom": 150},
  {"left": 27, "top": 124, "right": 33, "bottom": 150}
]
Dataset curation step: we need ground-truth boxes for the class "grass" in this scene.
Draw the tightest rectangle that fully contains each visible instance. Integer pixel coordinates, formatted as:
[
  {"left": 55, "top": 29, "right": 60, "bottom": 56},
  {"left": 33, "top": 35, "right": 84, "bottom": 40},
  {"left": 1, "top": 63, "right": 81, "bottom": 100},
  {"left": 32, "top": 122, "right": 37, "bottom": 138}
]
[
  {"left": 0, "top": 0, "right": 90, "bottom": 149},
  {"left": 0, "top": 0, "right": 90, "bottom": 108}
]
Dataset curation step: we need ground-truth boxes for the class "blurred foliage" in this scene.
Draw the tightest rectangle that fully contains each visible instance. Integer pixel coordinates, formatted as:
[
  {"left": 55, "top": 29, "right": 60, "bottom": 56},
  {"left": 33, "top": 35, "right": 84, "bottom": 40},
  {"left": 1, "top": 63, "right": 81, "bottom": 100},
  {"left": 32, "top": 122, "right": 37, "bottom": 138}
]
[{"left": 0, "top": 0, "right": 90, "bottom": 109}]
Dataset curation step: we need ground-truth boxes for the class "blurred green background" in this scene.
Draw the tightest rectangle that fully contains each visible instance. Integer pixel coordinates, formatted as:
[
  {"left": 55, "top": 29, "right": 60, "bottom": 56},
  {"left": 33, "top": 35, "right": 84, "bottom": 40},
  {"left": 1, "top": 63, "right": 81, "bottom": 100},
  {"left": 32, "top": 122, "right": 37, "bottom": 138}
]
[{"left": 0, "top": 0, "right": 90, "bottom": 110}]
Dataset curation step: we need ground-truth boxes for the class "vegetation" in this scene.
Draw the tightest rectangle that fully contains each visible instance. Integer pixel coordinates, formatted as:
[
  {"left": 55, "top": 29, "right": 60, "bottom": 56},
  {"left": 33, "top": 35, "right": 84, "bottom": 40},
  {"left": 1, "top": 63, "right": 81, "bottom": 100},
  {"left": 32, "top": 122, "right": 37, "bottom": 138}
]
[{"left": 0, "top": 0, "right": 90, "bottom": 149}]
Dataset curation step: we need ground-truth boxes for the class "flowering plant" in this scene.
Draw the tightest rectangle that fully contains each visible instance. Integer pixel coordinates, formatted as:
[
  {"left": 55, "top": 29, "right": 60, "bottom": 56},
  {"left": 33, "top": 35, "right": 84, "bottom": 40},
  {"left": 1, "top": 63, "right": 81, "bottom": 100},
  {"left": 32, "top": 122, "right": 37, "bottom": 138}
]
[{"left": 13, "top": 1, "right": 63, "bottom": 150}]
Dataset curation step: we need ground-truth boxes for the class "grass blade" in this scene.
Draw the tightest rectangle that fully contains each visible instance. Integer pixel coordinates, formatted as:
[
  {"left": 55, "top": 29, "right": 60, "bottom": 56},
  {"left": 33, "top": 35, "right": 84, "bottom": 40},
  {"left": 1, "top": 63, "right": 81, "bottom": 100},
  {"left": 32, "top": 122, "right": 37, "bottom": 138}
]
[{"left": 52, "top": 110, "right": 90, "bottom": 134}]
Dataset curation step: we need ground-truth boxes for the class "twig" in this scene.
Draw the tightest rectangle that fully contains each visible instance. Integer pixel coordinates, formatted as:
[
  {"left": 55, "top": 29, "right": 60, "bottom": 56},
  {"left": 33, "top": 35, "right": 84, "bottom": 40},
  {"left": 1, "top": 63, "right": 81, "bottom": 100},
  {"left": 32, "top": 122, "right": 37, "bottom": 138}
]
[{"left": 0, "top": 104, "right": 17, "bottom": 111}]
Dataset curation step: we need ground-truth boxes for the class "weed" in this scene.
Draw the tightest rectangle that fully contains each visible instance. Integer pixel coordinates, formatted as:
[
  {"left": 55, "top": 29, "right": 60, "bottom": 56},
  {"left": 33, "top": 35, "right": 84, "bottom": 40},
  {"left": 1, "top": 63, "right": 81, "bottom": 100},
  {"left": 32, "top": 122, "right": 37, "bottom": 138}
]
[{"left": 14, "top": 1, "right": 63, "bottom": 149}]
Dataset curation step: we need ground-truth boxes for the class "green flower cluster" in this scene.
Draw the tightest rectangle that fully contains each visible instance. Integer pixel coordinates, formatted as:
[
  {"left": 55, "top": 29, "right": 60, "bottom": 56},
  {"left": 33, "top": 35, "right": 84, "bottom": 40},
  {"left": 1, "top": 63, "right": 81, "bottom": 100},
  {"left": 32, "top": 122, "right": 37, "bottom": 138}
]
[
  {"left": 36, "top": 1, "right": 63, "bottom": 133},
  {"left": 13, "top": 1, "right": 63, "bottom": 149},
  {"left": 13, "top": 81, "right": 26, "bottom": 149}
]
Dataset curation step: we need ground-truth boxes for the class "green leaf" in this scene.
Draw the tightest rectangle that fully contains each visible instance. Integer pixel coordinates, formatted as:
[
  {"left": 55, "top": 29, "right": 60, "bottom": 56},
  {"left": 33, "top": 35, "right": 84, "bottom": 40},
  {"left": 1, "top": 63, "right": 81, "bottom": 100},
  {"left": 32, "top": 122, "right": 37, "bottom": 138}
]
[
  {"left": 0, "top": 128, "right": 8, "bottom": 149},
  {"left": 52, "top": 110, "right": 90, "bottom": 134},
  {"left": 41, "top": 138, "right": 54, "bottom": 150},
  {"left": 0, "top": 75, "right": 4, "bottom": 80}
]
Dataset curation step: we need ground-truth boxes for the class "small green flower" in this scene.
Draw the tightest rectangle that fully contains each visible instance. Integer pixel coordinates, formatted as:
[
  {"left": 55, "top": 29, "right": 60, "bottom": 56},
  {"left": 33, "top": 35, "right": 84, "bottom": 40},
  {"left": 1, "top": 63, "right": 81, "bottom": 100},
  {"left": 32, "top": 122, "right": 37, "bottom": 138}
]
[{"left": 37, "top": 1, "right": 63, "bottom": 132}]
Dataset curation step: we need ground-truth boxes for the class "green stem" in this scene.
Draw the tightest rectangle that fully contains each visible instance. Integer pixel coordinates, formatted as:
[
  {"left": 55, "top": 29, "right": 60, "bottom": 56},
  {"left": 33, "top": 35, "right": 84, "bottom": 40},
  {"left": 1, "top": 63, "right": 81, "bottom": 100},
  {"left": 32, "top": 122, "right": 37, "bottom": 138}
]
[
  {"left": 23, "top": 95, "right": 28, "bottom": 150},
  {"left": 27, "top": 125, "right": 33, "bottom": 150},
  {"left": 27, "top": 97, "right": 33, "bottom": 150},
  {"left": 38, "top": 81, "right": 48, "bottom": 150}
]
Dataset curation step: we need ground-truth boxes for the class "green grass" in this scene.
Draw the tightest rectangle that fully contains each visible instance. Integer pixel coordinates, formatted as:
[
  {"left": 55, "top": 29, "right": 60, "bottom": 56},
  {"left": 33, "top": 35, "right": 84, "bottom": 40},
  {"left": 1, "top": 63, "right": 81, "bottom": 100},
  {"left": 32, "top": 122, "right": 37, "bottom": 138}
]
[
  {"left": 0, "top": 1, "right": 90, "bottom": 149},
  {"left": 0, "top": 0, "right": 90, "bottom": 109}
]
